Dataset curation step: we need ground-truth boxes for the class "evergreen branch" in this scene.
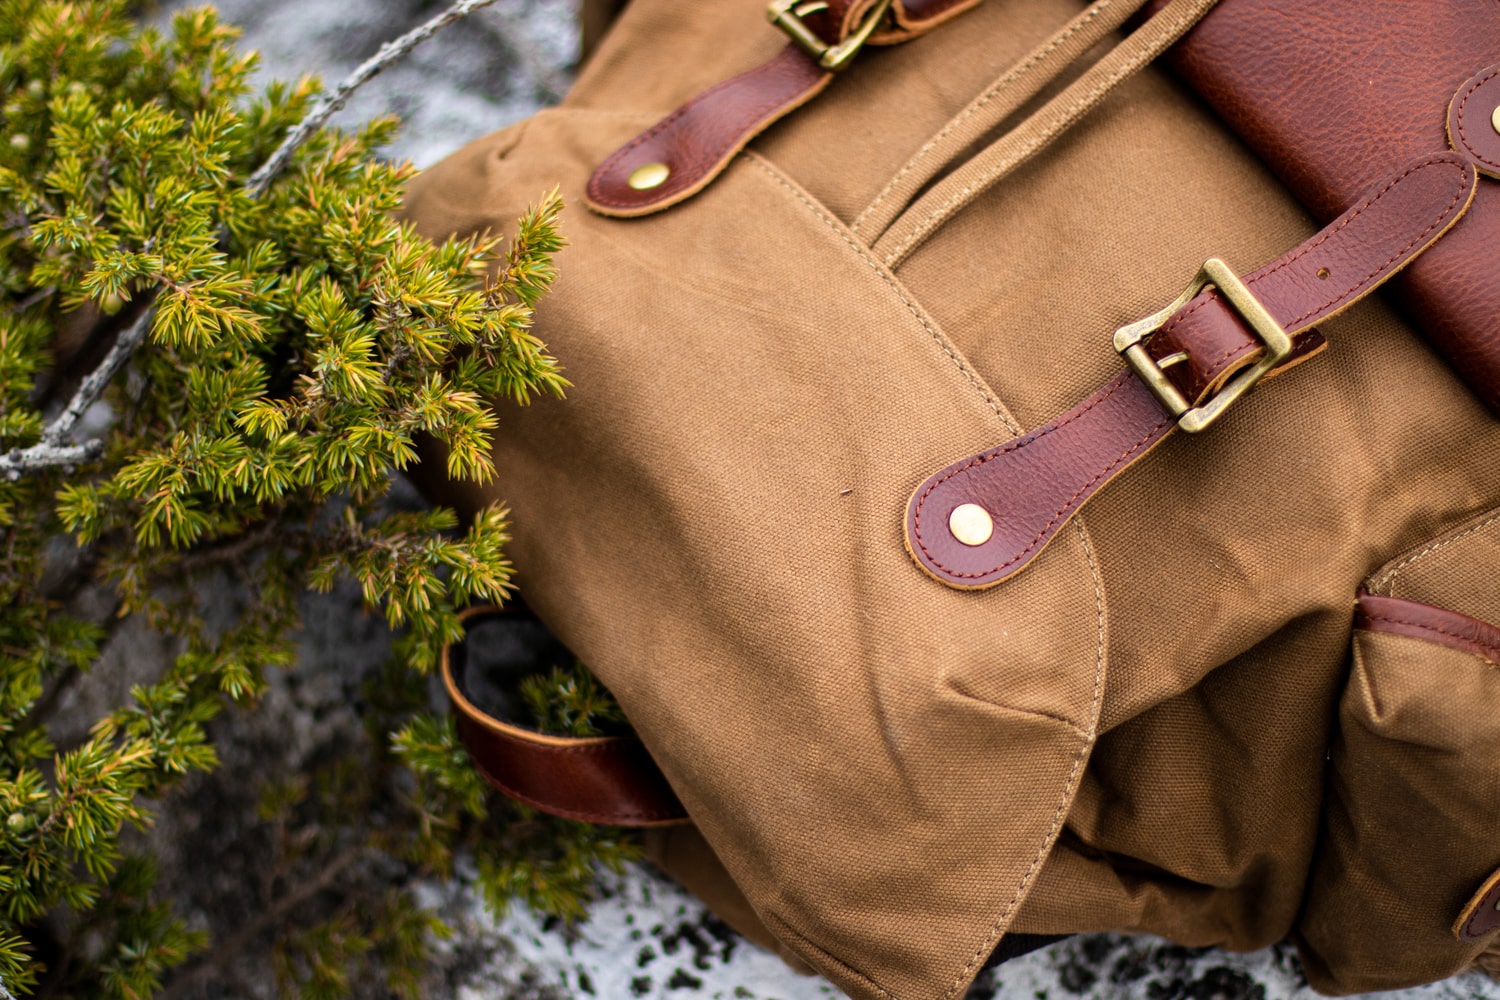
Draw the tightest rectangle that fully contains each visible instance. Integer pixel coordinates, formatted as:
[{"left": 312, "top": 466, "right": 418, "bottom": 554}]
[
  {"left": 0, "top": 303, "right": 156, "bottom": 481},
  {"left": 2, "top": 0, "right": 500, "bottom": 484},
  {"left": 244, "top": 0, "right": 503, "bottom": 198}
]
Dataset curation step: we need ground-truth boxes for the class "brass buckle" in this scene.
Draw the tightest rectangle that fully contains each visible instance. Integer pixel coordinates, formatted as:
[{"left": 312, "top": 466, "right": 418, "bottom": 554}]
[
  {"left": 767, "top": 0, "right": 896, "bottom": 71},
  {"left": 1113, "top": 258, "right": 1292, "bottom": 434}
]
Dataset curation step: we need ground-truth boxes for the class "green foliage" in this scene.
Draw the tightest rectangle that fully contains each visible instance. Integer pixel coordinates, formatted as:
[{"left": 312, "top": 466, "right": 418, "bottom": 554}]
[
  {"left": 520, "top": 663, "right": 628, "bottom": 738},
  {"left": 393, "top": 662, "right": 640, "bottom": 926},
  {"left": 0, "top": 1, "right": 628, "bottom": 996}
]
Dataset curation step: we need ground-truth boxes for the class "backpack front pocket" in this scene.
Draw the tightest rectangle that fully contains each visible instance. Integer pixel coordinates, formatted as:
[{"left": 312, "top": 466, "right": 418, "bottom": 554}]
[{"left": 1296, "top": 558, "right": 1500, "bottom": 993}]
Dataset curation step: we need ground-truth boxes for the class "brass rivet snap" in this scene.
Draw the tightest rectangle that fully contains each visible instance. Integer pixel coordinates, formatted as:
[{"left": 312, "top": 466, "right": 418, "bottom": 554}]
[
  {"left": 627, "top": 162, "right": 670, "bottom": 190},
  {"left": 949, "top": 503, "right": 994, "bottom": 547},
  {"left": 1492, "top": 104, "right": 1500, "bottom": 136}
]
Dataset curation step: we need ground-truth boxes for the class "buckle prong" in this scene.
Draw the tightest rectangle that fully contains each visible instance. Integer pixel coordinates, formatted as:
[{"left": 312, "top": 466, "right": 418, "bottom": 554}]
[
  {"left": 1113, "top": 258, "right": 1292, "bottom": 434},
  {"left": 768, "top": 0, "right": 896, "bottom": 71}
]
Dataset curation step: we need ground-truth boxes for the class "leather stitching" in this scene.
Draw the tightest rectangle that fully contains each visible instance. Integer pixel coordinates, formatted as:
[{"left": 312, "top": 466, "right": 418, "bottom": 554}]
[
  {"left": 1158, "top": 156, "right": 1470, "bottom": 383},
  {"left": 1359, "top": 613, "right": 1500, "bottom": 666},
  {"left": 1454, "top": 65, "right": 1500, "bottom": 171},
  {"left": 588, "top": 48, "right": 820, "bottom": 209},
  {"left": 913, "top": 372, "right": 1171, "bottom": 578},
  {"left": 912, "top": 155, "right": 1472, "bottom": 582}
]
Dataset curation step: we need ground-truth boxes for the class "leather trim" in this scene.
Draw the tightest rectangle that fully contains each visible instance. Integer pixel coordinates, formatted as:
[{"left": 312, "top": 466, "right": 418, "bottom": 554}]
[
  {"left": 585, "top": 0, "right": 982, "bottom": 217},
  {"left": 1455, "top": 868, "right": 1500, "bottom": 942},
  {"left": 1354, "top": 592, "right": 1500, "bottom": 667},
  {"left": 1151, "top": 0, "right": 1500, "bottom": 415},
  {"left": 443, "top": 606, "right": 689, "bottom": 826},
  {"left": 906, "top": 154, "right": 1477, "bottom": 590},
  {"left": 1448, "top": 63, "right": 1500, "bottom": 180},
  {"left": 585, "top": 46, "right": 830, "bottom": 217}
]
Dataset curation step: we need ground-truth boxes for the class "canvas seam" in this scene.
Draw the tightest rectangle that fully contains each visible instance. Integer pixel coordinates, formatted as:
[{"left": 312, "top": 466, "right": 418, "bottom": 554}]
[
  {"left": 850, "top": 0, "right": 1122, "bottom": 234},
  {"left": 1369, "top": 511, "right": 1500, "bottom": 596},
  {"left": 745, "top": 152, "right": 1103, "bottom": 999},
  {"left": 880, "top": 0, "right": 1217, "bottom": 267},
  {"left": 940, "top": 517, "right": 1106, "bottom": 1000},
  {"left": 745, "top": 152, "right": 1020, "bottom": 435}
]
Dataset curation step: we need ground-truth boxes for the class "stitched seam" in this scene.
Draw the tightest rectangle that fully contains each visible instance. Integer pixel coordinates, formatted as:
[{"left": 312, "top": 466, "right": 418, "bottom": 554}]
[
  {"left": 942, "top": 519, "right": 1105, "bottom": 999},
  {"left": 1139, "top": 155, "right": 1466, "bottom": 404},
  {"left": 881, "top": 0, "right": 1213, "bottom": 267},
  {"left": 1369, "top": 511, "right": 1500, "bottom": 595},
  {"left": 746, "top": 153, "right": 1020, "bottom": 433},
  {"left": 1361, "top": 613, "right": 1500, "bottom": 666},
  {"left": 1157, "top": 156, "right": 1469, "bottom": 383},
  {"left": 1455, "top": 66, "right": 1500, "bottom": 170},
  {"left": 764, "top": 919, "right": 896, "bottom": 999},
  {"left": 912, "top": 156, "right": 1466, "bottom": 581},
  {"left": 467, "top": 756, "right": 679, "bottom": 823},
  {"left": 912, "top": 372, "right": 1171, "bottom": 577},
  {"left": 851, "top": 0, "right": 1119, "bottom": 233},
  {"left": 588, "top": 50, "right": 820, "bottom": 208}
]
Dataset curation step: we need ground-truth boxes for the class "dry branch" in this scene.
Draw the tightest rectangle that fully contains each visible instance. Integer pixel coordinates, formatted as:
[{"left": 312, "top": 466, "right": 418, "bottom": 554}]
[{"left": 0, "top": 0, "right": 501, "bottom": 480}]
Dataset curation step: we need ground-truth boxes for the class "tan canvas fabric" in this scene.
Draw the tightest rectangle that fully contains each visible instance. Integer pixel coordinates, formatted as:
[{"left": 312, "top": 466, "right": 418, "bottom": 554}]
[{"left": 399, "top": 0, "right": 1500, "bottom": 996}]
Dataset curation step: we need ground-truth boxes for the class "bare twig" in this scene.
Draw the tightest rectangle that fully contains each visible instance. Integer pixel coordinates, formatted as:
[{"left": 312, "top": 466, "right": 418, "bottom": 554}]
[
  {"left": 1, "top": 0, "right": 499, "bottom": 481},
  {"left": 0, "top": 300, "right": 155, "bottom": 481},
  {"left": 245, "top": 0, "right": 502, "bottom": 198}
]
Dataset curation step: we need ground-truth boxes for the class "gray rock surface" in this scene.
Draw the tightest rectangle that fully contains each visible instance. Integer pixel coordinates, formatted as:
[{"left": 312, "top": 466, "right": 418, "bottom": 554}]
[{"left": 147, "top": 1, "right": 1500, "bottom": 998}]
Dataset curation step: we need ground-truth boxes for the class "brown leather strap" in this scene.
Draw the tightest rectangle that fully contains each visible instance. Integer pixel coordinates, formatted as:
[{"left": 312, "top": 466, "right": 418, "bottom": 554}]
[
  {"left": 1355, "top": 592, "right": 1500, "bottom": 667},
  {"left": 906, "top": 152, "right": 1478, "bottom": 590},
  {"left": 584, "top": 0, "right": 980, "bottom": 217},
  {"left": 442, "top": 606, "right": 688, "bottom": 826}
]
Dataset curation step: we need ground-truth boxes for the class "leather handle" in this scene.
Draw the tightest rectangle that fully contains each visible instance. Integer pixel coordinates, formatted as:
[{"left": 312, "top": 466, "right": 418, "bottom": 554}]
[{"left": 442, "top": 605, "right": 689, "bottom": 827}]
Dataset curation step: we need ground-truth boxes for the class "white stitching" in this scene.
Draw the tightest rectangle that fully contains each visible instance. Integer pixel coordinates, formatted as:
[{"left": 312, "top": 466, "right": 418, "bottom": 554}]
[
  {"left": 940, "top": 518, "right": 1106, "bottom": 1000},
  {"left": 1369, "top": 510, "right": 1500, "bottom": 596},
  {"left": 850, "top": 0, "right": 1122, "bottom": 234},
  {"left": 746, "top": 153, "right": 1020, "bottom": 434}
]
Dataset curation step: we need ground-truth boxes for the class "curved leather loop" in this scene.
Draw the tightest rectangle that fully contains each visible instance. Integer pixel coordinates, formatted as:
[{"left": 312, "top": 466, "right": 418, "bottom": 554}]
[{"left": 442, "top": 605, "right": 689, "bottom": 826}]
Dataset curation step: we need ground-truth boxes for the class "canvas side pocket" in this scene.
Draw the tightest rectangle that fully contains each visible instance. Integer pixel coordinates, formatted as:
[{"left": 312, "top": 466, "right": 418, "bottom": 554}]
[{"left": 1295, "top": 511, "right": 1500, "bottom": 994}]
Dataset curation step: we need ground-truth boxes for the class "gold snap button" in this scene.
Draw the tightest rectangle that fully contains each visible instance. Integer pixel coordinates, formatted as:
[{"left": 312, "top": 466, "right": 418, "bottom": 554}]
[
  {"left": 949, "top": 503, "right": 994, "bottom": 547},
  {"left": 1492, "top": 103, "right": 1500, "bottom": 136},
  {"left": 627, "top": 162, "right": 671, "bottom": 190}
]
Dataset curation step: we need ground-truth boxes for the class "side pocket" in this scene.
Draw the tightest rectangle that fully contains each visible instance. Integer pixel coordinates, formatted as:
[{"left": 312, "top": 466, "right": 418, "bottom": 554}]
[{"left": 1295, "top": 589, "right": 1500, "bottom": 993}]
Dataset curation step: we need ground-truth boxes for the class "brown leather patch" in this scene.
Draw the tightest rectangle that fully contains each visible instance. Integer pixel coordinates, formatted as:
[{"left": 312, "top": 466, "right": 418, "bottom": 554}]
[
  {"left": 1354, "top": 592, "right": 1500, "bottom": 667},
  {"left": 1454, "top": 868, "right": 1500, "bottom": 942},
  {"left": 1448, "top": 64, "right": 1500, "bottom": 180}
]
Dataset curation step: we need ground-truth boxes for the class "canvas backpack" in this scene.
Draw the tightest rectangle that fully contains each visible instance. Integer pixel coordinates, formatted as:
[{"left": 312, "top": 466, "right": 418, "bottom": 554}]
[{"left": 397, "top": 0, "right": 1500, "bottom": 996}]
